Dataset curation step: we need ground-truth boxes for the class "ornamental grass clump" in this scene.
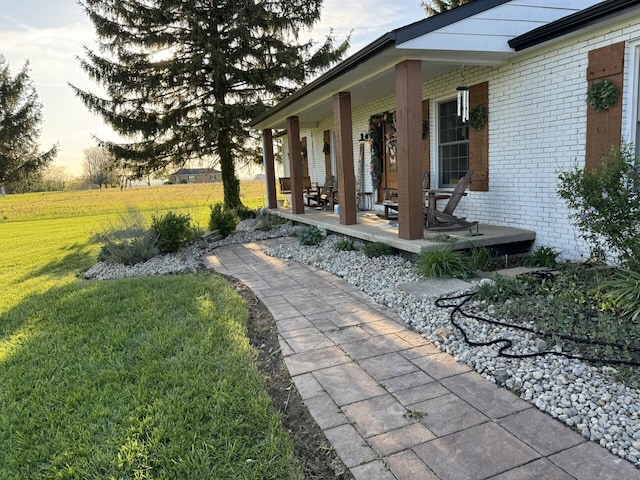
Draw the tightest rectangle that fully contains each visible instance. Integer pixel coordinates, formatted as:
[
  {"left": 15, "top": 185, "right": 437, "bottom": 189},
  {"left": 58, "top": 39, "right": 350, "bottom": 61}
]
[
  {"left": 417, "top": 247, "right": 475, "bottom": 279},
  {"left": 94, "top": 208, "right": 158, "bottom": 265}
]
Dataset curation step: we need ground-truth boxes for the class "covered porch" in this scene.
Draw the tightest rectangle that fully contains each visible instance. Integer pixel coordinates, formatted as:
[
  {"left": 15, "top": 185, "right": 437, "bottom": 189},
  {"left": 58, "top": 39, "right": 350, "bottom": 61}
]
[{"left": 270, "top": 205, "right": 535, "bottom": 255}]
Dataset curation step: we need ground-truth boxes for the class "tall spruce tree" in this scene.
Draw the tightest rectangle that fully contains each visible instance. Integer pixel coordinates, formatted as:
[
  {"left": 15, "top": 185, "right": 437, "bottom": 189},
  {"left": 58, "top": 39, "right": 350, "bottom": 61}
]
[
  {"left": 0, "top": 56, "right": 57, "bottom": 196},
  {"left": 72, "top": 0, "right": 348, "bottom": 208},
  {"left": 421, "top": 0, "right": 474, "bottom": 16}
]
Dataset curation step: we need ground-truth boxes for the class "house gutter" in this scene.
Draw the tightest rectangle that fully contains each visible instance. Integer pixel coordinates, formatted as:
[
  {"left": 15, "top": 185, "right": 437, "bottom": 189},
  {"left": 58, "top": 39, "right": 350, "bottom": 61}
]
[{"left": 509, "top": 0, "right": 640, "bottom": 52}]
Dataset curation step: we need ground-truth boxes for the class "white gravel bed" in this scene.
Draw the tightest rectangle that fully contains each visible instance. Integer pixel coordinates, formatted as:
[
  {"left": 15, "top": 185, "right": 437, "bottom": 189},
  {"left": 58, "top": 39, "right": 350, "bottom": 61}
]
[{"left": 83, "top": 221, "right": 640, "bottom": 467}]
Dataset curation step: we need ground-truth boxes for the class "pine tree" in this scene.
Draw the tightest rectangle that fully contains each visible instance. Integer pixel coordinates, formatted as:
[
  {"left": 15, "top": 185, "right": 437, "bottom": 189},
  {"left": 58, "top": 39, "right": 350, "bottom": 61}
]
[
  {"left": 72, "top": 0, "right": 348, "bottom": 208},
  {"left": 421, "top": 0, "right": 474, "bottom": 16},
  {"left": 0, "top": 56, "right": 57, "bottom": 195}
]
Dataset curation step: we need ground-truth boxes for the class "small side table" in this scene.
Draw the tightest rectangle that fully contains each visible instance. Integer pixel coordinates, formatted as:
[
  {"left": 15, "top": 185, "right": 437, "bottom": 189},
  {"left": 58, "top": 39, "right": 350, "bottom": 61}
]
[{"left": 356, "top": 192, "right": 373, "bottom": 211}]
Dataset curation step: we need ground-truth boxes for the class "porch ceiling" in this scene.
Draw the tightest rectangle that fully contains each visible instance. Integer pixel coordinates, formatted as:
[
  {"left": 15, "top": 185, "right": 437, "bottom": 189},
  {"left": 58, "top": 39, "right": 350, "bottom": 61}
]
[{"left": 253, "top": 48, "right": 508, "bottom": 131}]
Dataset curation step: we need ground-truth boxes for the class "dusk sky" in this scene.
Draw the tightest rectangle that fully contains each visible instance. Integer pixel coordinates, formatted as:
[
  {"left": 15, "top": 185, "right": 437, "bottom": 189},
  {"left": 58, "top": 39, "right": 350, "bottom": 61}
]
[{"left": 0, "top": 0, "right": 426, "bottom": 175}]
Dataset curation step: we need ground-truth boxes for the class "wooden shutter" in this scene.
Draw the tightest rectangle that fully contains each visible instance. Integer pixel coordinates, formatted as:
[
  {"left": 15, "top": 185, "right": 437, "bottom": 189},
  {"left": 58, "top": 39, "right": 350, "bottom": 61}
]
[
  {"left": 585, "top": 42, "right": 624, "bottom": 170},
  {"left": 469, "top": 81, "right": 489, "bottom": 191}
]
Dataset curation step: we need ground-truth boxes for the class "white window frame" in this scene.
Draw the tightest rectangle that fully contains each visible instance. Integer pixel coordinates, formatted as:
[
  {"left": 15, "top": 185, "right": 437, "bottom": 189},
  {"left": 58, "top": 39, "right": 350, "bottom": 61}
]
[
  {"left": 434, "top": 96, "right": 469, "bottom": 188},
  {"left": 625, "top": 40, "right": 640, "bottom": 157}
]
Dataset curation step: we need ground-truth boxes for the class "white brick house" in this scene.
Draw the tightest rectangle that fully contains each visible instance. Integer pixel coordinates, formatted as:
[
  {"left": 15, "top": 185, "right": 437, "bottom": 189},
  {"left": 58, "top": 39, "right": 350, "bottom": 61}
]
[{"left": 253, "top": 0, "right": 640, "bottom": 260}]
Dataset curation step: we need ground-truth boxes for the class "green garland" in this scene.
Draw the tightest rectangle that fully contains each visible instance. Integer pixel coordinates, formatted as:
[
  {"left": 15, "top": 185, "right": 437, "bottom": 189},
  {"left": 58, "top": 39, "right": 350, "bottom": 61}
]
[{"left": 368, "top": 112, "right": 395, "bottom": 191}]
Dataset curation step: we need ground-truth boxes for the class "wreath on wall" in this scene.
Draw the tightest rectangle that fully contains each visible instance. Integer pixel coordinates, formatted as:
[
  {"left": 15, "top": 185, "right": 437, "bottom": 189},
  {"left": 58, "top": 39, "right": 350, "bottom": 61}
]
[
  {"left": 368, "top": 111, "right": 395, "bottom": 191},
  {"left": 469, "top": 105, "right": 487, "bottom": 130},
  {"left": 587, "top": 79, "right": 619, "bottom": 112}
]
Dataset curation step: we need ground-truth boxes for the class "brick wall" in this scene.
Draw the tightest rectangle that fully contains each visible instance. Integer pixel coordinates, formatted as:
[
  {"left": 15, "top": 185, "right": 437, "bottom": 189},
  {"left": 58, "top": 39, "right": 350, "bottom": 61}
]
[{"left": 285, "top": 16, "right": 640, "bottom": 261}]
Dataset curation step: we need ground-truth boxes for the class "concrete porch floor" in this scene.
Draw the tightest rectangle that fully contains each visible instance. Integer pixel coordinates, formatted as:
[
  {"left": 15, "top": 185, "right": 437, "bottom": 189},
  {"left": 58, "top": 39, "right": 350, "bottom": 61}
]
[{"left": 269, "top": 206, "right": 536, "bottom": 255}]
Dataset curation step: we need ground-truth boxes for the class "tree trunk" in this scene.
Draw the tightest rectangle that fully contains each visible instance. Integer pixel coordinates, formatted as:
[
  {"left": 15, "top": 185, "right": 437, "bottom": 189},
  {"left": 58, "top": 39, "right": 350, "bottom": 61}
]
[
  {"left": 218, "top": 128, "right": 242, "bottom": 209},
  {"left": 0, "top": 185, "right": 5, "bottom": 196}
]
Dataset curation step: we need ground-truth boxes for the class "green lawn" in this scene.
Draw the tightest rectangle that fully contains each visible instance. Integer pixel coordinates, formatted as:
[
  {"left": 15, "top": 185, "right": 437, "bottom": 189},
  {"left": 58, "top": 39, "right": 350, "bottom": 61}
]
[{"left": 0, "top": 184, "right": 303, "bottom": 479}]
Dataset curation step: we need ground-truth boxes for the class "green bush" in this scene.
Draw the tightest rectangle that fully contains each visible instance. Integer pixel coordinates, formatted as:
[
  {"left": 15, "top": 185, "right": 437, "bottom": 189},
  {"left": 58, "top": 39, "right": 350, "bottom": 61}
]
[
  {"left": 94, "top": 208, "right": 158, "bottom": 265},
  {"left": 298, "top": 225, "right": 324, "bottom": 246},
  {"left": 417, "top": 247, "right": 475, "bottom": 278},
  {"left": 363, "top": 241, "right": 392, "bottom": 258},
  {"left": 208, "top": 202, "right": 239, "bottom": 237},
  {"left": 254, "top": 210, "right": 286, "bottom": 231},
  {"left": 334, "top": 237, "right": 357, "bottom": 252},
  {"left": 604, "top": 269, "right": 640, "bottom": 321},
  {"left": 151, "top": 211, "right": 195, "bottom": 253},
  {"left": 558, "top": 145, "right": 640, "bottom": 268},
  {"left": 522, "top": 246, "right": 560, "bottom": 268}
]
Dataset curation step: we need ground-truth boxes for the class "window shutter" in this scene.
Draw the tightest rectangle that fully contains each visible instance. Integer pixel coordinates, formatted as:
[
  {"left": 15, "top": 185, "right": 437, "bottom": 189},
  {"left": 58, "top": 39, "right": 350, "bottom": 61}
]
[
  {"left": 323, "top": 129, "right": 332, "bottom": 177},
  {"left": 585, "top": 42, "right": 624, "bottom": 170},
  {"left": 469, "top": 82, "right": 489, "bottom": 191}
]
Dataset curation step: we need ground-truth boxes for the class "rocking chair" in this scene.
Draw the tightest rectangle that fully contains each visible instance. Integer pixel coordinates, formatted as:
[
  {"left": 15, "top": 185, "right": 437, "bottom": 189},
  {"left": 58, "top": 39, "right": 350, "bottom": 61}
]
[{"left": 424, "top": 170, "right": 477, "bottom": 230}]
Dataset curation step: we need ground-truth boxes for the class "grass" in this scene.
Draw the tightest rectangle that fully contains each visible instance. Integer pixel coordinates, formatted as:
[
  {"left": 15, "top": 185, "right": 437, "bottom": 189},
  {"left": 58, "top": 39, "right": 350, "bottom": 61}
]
[{"left": 0, "top": 183, "right": 304, "bottom": 479}]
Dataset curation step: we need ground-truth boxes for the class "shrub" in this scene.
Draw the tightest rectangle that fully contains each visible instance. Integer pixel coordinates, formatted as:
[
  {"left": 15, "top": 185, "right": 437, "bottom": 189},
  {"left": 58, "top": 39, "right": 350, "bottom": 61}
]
[
  {"left": 417, "top": 247, "right": 475, "bottom": 278},
  {"left": 558, "top": 145, "right": 640, "bottom": 268},
  {"left": 208, "top": 202, "right": 239, "bottom": 237},
  {"left": 603, "top": 269, "right": 640, "bottom": 321},
  {"left": 151, "top": 211, "right": 195, "bottom": 253},
  {"left": 334, "top": 237, "right": 357, "bottom": 252},
  {"left": 298, "top": 225, "right": 324, "bottom": 246},
  {"left": 94, "top": 208, "right": 158, "bottom": 265},
  {"left": 522, "top": 246, "right": 560, "bottom": 268},
  {"left": 363, "top": 241, "right": 392, "bottom": 258},
  {"left": 254, "top": 210, "right": 285, "bottom": 231}
]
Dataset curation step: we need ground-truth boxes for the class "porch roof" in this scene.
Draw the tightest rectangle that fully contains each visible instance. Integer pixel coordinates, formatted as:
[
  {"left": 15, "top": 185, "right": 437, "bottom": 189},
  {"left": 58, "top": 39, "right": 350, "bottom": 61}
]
[{"left": 251, "top": 0, "right": 602, "bottom": 131}]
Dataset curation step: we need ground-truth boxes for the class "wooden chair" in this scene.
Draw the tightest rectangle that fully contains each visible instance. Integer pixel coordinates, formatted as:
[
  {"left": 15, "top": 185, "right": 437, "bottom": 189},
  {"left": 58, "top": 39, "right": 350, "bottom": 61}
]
[
  {"left": 425, "top": 170, "right": 477, "bottom": 230},
  {"left": 305, "top": 175, "right": 335, "bottom": 209}
]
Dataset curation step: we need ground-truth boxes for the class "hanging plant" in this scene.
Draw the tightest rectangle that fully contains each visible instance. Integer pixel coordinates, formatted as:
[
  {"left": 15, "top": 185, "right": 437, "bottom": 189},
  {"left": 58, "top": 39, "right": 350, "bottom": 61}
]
[
  {"left": 322, "top": 142, "right": 330, "bottom": 155},
  {"left": 587, "top": 79, "right": 619, "bottom": 112},
  {"left": 469, "top": 105, "right": 487, "bottom": 130}
]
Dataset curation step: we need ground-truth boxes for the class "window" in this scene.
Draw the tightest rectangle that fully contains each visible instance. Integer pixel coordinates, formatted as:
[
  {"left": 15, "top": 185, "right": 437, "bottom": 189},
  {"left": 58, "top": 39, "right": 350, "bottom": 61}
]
[
  {"left": 188, "top": 175, "right": 196, "bottom": 182},
  {"left": 438, "top": 99, "right": 468, "bottom": 187}
]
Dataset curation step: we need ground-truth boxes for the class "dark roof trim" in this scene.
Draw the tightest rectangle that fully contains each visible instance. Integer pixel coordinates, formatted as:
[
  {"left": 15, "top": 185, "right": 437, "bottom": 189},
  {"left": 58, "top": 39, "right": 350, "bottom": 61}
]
[
  {"left": 251, "top": 0, "right": 512, "bottom": 128},
  {"left": 509, "top": 0, "right": 640, "bottom": 52}
]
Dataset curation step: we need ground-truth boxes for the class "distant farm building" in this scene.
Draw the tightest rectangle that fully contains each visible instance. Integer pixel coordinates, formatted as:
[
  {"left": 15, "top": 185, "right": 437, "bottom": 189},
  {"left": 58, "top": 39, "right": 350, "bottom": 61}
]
[{"left": 168, "top": 168, "right": 222, "bottom": 184}]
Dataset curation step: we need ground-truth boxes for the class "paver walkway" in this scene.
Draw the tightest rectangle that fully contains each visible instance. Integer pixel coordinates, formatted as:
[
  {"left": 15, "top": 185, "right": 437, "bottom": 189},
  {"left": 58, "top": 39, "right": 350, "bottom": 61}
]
[{"left": 205, "top": 239, "right": 640, "bottom": 480}]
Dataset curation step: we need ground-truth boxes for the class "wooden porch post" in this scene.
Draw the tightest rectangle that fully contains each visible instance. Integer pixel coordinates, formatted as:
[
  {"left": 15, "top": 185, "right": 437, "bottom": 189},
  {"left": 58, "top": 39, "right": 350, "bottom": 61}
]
[
  {"left": 286, "top": 116, "right": 305, "bottom": 214},
  {"left": 333, "top": 92, "right": 357, "bottom": 225},
  {"left": 262, "top": 129, "right": 277, "bottom": 209},
  {"left": 395, "top": 60, "right": 423, "bottom": 240}
]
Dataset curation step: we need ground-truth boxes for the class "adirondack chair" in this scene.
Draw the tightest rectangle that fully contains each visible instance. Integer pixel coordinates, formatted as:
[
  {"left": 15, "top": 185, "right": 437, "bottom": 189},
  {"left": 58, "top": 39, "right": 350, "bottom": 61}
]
[
  {"left": 305, "top": 175, "right": 335, "bottom": 209},
  {"left": 424, "top": 170, "right": 477, "bottom": 230}
]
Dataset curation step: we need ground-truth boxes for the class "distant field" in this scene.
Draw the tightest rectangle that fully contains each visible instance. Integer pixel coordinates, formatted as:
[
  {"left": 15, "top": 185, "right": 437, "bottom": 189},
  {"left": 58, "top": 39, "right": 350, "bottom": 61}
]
[{"left": 0, "top": 180, "right": 270, "bottom": 225}]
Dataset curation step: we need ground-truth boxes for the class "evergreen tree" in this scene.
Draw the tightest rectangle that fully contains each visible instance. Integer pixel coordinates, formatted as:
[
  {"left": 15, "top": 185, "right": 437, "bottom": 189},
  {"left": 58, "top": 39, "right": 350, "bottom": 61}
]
[
  {"left": 72, "top": 0, "right": 348, "bottom": 208},
  {"left": 0, "top": 56, "right": 57, "bottom": 196},
  {"left": 421, "top": 0, "right": 474, "bottom": 16}
]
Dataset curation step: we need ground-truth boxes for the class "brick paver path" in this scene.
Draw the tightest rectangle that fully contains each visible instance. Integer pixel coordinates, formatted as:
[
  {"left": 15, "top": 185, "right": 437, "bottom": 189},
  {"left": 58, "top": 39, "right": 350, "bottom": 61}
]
[{"left": 205, "top": 239, "right": 640, "bottom": 480}]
